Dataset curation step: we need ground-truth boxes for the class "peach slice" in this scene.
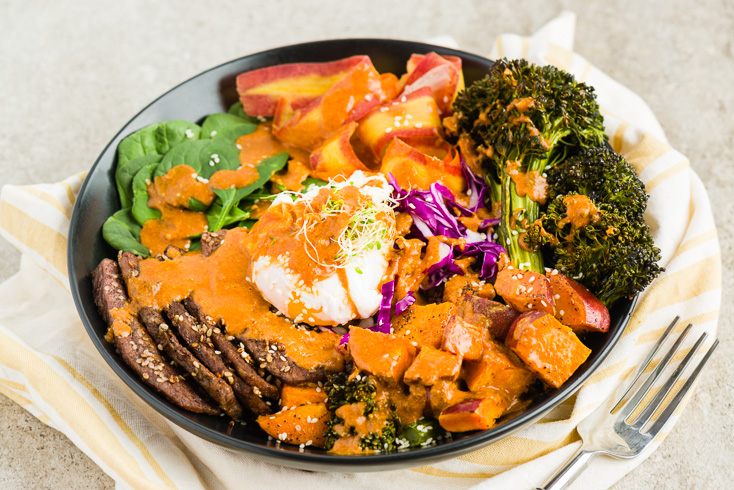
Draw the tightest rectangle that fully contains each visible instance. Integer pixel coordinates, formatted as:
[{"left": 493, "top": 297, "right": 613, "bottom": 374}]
[
  {"left": 309, "top": 121, "right": 370, "bottom": 181},
  {"left": 549, "top": 272, "right": 610, "bottom": 333},
  {"left": 506, "top": 311, "right": 591, "bottom": 388},
  {"left": 236, "top": 55, "right": 370, "bottom": 117},
  {"left": 355, "top": 86, "right": 443, "bottom": 157}
]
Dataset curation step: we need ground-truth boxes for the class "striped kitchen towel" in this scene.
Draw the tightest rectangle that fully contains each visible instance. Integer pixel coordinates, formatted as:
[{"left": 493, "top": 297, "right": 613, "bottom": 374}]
[{"left": 0, "top": 11, "right": 720, "bottom": 490}]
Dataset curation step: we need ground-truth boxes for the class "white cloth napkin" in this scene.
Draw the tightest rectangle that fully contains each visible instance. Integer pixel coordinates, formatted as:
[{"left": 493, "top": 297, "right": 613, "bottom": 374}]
[{"left": 0, "top": 11, "right": 721, "bottom": 490}]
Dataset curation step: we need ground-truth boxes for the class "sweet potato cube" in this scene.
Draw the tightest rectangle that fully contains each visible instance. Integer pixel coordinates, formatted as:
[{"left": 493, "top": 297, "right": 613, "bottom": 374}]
[
  {"left": 494, "top": 268, "right": 555, "bottom": 314},
  {"left": 428, "top": 379, "right": 469, "bottom": 415},
  {"left": 506, "top": 311, "right": 591, "bottom": 388},
  {"left": 356, "top": 87, "right": 443, "bottom": 157},
  {"left": 392, "top": 302, "right": 455, "bottom": 349},
  {"left": 403, "top": 346, "right": 462, "bottom": 386},
  {"left": 256, "top": 402, "right": 330, "bottom": 448},
  {"left": 549, "top": 272, "right": 610, "bottom": 333},
  {"left": 348, "top": 327, "right": 417, "bottom": 384},
  {"left": 438, "top": 394, "right": 508, "bottom": 432},
  {"left": 455, "top": 293, "right": 520, "bottom": 341},
  {"left": 380, "top": 138, "right": 464, "bottom": 195},
  {"left": 279, "top": 384, "right": 328, "bottom": 409},
  {"left": 309, "top": 121, "right": 370, "bottom": 180},
  {"left": 463, "top": 340, "right": 535, "bottom": 399},
  {"left": 236, "top": 55, "right": 369, "bottom": 117},
  {"left": 441, "top": 315, "right": 487, "bottom": 361}
]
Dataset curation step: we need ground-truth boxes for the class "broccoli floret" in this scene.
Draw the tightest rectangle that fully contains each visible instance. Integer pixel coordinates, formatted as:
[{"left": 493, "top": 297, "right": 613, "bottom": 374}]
[
  {"left": 449, "top": 59, "right": 607, "bottom": 273},
  {"left": 323, "top": 371, "right": 401, "bottom": 453},
  {"left": 526, "top": 147, "right": 663, "bottom": 306}
]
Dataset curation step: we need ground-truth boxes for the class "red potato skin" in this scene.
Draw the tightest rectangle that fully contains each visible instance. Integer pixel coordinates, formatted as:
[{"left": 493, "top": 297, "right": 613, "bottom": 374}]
[
  {"left": 549, "top": 272, "right": 610, "bottom": 333},
  {"left": 494, "top": 268, "right": 555, "bottom": 314},
  {"left": 506, "top": 311, "right": 591, "bottom": 389}
]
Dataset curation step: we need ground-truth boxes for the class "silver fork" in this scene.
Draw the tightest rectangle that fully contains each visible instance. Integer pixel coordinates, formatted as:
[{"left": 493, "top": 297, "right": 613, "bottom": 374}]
[{"left": 537, "top": 316, "right": 719, "bottom": 490}]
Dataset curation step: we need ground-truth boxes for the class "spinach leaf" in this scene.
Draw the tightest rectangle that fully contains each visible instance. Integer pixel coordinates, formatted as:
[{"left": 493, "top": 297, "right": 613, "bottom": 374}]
[
  {"left": 117, "top": 121, "right": 201, "bottom": 166},
  {"left": 187, "top": 197, "right": 209, "bottom": 212},
  {"left": 115, "top": 154, "right": 162, "bottom": 209},
  {"left": 398, "top": 419, "right": 446, "bottom": 448},
  {"left": 154, "top": 138, "right": 209, "bottom": 178},
  {"left": 198, "top": 138, "right": 241, "bottom": 178},
  {"left": 206, "top": 152, "right": 289, "bottom": 232},
  {"left": 301, "top": 177, "right": 329, "bottom": 190},
  {"left": 228, "top": 101, "right": 262, "bottom": 124},
  {"left": 205, "top": 199, "right": 251, "bottom": 231},
  {"left": 131, "top": 162, "right": 162, "bottom": 226},
  {"left": 201, "top": 113, "right": 257, "bottom": 139},
  {"left": 102, "top": 208, "right": 149, "bottom": 256}
]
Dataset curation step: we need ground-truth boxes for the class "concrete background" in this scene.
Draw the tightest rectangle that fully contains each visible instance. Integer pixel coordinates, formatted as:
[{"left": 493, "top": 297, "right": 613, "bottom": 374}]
[{"left": 1, "top": 0, "right": 732, "bottom": 488}]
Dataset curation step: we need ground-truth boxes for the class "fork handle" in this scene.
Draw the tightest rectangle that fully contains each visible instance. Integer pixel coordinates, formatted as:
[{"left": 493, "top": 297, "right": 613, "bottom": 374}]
[{"left": 536, "top": 448, "right": 597, "bottom": 490}]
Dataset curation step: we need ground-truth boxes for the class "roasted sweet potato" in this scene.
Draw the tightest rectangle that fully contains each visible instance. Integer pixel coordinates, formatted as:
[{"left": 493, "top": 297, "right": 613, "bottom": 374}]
[
  {"left": 463, "top": 340, "right": 535, "bottom": 399},
  {"left": 403, "top": 346, "right": 462, "bottom": 385},
  {"left": 549, "top": 272, "right": 610, "bottom": 333},
  {"left": 279, "top": 384, "right": 328, "bottom": 409},
  {"left": 356, "top": 87, "right": 443, "bottom": 157},
  {"left": 348, "top": 327, "right": 417, "bottom": 384},
  {"left": 392, "top": 302, "right": 455, "bottom": 349},
  {"left": 506, "top": 311, "right": 591, "bottom": 388},
  {"left": 257, "top": 402, "right": 330, "bottom": 448},
  {"left": 428, "top": 379, "right": 469, "bottom": 415},
  {"left": 441, "top": 315, "right": 487, "bottom": 361},
  {"left": 438, "top": 394, "right": 508, "bottom": 432},
  {"left": 456, "top": 293, "right": 520, "bottom": 341},
  {"left": 494, "top": 268, "right": 554, "bottom": 314}
]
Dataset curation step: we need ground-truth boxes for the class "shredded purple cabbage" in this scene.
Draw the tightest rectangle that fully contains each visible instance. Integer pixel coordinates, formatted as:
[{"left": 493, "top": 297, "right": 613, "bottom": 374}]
[
  {"left": 395, "top": 291, "right": 416, "bottom": 316},
  {"left": 340, "top": 159, "right": 504, "bottom": 347},
  {"left": 389, "top": 162, "right": 505, "bottom": 289},
  {"left": 459, "top": 151, "right": 492, "bottom": 212},
  {"left": 338, "top": 280, "right": 395, "bottom": 348}
]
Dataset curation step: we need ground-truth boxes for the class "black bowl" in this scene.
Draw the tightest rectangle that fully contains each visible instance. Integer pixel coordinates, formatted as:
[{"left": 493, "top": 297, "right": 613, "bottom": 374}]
[{"left": 68, "top": 39, "right": 635, "bottom": 472}]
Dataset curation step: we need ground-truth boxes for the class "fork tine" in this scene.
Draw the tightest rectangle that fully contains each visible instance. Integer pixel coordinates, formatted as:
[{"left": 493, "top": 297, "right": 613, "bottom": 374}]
[
  {"left": 644, "top": 338, "right": 719, "bottom": 438},
  {"left": 630, "top": 332, "right": 708, "bottom": 430},
  {"left": 616, "top": 322, "right": 693, "bottom": 420},
  {"left": 612, "top": 316, "right": 680, "bottom": 413}
]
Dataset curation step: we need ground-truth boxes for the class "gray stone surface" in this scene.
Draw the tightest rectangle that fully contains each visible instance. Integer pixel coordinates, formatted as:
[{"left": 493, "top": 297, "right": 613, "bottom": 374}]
[{"left": 0, "top": 0, "right": 731, "bottom": 488}]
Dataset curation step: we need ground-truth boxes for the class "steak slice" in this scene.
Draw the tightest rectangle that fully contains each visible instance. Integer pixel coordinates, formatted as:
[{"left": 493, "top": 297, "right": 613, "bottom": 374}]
[
  {"left": 201, "top": 230, "right": 227, "bottom": 257},
  {"left": 91, "top": 259, "right": 218, "bottom": 415},
  {"left": 182, "top": 297, "right": 279, "bottom": 400},
  {"left": 165, "top": 302, "right": 243, "bottom": 419},
  {"left": 238, "top": 337, "right": 329, "bottom": 385},
  {"left": 138, "top": 307, "right": 243, "bottom": 417}
]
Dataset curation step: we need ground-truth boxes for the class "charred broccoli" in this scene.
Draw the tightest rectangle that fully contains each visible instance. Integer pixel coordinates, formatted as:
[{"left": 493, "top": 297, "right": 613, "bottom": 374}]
[
  {"left": 323, "top": 372, "right": 445, "bottom": 452},
  {"left": 525, "top": 146, "right": 663, "bottom": 306},
  {"left": 323, "top": 371, "right": 401, "bottom": 453},
  {"left": 449, "top": 59, "right": 607, "bottom": 273}
]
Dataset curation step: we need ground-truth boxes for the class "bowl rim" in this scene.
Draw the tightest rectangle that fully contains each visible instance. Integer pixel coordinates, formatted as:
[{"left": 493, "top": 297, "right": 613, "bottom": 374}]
[{"left": 67, "top": 38, "right": 636, "bottom": 472}]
